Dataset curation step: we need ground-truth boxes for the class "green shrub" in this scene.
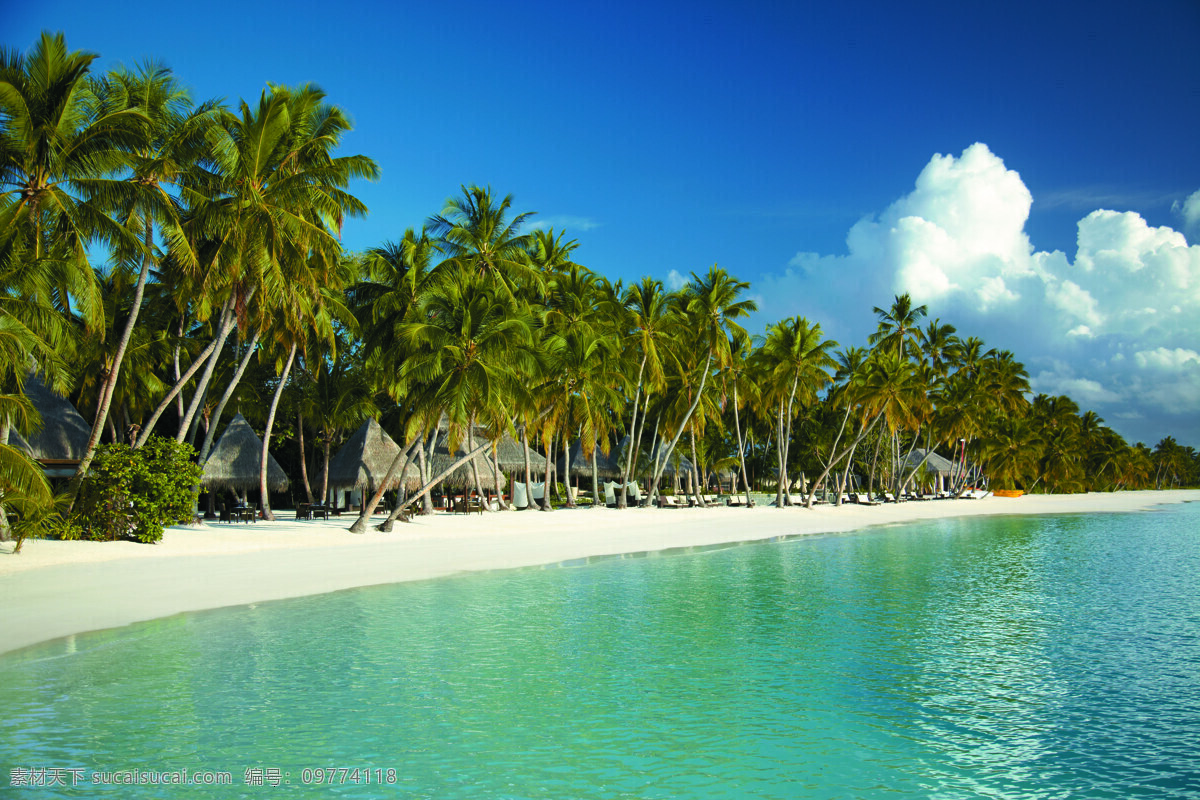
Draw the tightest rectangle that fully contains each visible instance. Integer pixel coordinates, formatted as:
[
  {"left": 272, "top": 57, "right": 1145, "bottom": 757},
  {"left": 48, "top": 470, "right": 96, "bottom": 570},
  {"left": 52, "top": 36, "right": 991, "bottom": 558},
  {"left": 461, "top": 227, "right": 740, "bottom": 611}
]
[{"left": 68, "top": 437, "right": 203, "bottom": 544}]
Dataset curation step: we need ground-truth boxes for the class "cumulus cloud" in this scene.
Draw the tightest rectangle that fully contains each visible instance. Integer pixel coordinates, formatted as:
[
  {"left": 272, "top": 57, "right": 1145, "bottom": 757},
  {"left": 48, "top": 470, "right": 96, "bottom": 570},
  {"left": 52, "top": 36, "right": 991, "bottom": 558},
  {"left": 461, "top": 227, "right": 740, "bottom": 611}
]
[
  {"left": 1173, "top": 189, "right": 1200, "bottom": 238},
  {"left": 666, "top": 269, "right": 687, "bottom": 291},
  {"left": 756, "top": 143, "right": 1200, "bottom": 444}
]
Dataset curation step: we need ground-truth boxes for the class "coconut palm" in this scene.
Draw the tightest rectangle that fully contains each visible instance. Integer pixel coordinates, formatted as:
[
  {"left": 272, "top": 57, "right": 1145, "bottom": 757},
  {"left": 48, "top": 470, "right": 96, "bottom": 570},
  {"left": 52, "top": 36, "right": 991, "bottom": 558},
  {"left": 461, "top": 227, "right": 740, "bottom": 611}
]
[
  {"left": 755, "top": 316, "right": 836, "bottom": 506},
  {"left": 614, "top": 276, "right": 677, "bottom": 508},
  {"left": 648, "top": 266, "right": 754, "bottom": 501},
  {"left": 428, "top": 185, "right": 539, "bottom": 299},
  {"left": 68, "top": 63, "right": 220, "bottom": 488},
  {"left": 134, "top": 83, "right": 378, "bottom": 447},
  {"left": 869, "top": 294, "right": 928, "bottom": 359}
]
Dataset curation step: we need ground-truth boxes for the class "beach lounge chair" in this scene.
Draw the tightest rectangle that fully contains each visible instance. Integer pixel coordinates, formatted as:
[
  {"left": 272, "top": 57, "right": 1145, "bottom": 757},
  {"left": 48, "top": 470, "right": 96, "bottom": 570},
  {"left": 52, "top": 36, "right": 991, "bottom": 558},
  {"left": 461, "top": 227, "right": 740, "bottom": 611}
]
[{"left": 658, "top": 495, "right": 683, "bottom": 508}]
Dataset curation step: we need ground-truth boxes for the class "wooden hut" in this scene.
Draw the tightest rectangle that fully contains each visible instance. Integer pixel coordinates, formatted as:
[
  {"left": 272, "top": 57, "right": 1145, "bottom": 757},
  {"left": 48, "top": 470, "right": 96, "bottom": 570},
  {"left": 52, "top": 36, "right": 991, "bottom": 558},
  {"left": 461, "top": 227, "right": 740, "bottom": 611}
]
[{"left": 9, "top": 374, "right": 92, "bottom": 479}]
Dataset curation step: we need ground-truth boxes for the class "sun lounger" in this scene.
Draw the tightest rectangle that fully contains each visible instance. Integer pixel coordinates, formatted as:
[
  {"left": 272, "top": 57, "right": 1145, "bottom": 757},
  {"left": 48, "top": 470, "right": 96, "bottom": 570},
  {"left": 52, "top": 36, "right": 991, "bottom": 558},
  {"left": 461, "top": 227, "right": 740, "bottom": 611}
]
[{"left": 658, "top": 495, "right": 683, "bottom": 508}]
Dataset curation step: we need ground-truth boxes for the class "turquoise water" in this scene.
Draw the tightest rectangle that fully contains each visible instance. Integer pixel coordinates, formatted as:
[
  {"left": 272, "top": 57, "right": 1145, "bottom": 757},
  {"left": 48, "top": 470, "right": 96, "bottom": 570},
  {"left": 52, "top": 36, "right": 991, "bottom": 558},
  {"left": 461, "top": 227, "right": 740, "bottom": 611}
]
[{"left": 3, "top": 503, "right": 1199, "bottom": 799}]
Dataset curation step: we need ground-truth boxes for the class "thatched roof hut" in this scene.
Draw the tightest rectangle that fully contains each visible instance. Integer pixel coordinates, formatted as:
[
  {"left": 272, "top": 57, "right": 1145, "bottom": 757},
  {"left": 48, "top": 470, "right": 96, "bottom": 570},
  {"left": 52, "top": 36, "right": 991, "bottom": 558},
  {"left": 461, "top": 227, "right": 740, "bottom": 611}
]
[
  {"left": 200, "top": 413, "right": 289, "bottom": 492},
  {"left": 429, "top": 430, "right": 506, "bottom": 489},
  {"left": 9, "top": 374, "right": 92, "bottom": 477},
  {"left": 493, "top": 431, "right": 532, "bottom": 471},
  {"left": 902, "top": 448, "right": 955, "bottom": 474},
  {"left": 558, "top": 439, "right": 622, "bottom": 480},
  {"left": 326, "top": 418, "right": 419, "bottom": 492}
]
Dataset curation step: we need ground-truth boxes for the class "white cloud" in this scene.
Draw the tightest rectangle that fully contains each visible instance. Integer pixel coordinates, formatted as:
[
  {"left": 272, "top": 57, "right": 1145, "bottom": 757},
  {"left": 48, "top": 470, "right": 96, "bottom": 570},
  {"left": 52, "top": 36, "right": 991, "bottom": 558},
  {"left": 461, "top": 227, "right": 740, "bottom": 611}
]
[
  {"left": 529, "top": 215, "right": 601, "bottom": 233},
  {"left": 666, "top": 269, "right": 687, "bottom": 291},
  {"left": 1173, "top": 189, "right": 1200, "bottom": 238},
  {"left": 1134, "top": 347, "right": 1200, "bottom": 370},
  {"left": 756, "top": 144, "right": 1200, "bottom": 445},
  {"left": 1030, "top": 370, "right": 1122, "bottom": 406}
]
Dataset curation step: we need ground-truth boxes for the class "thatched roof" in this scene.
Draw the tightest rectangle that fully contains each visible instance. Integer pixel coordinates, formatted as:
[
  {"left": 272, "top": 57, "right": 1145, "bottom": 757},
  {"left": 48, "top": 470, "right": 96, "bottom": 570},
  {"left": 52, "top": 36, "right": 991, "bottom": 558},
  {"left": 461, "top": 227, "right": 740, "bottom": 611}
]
[
  {"left": 490, "top": 431, "right": 535, "bottom": 471},
  {"left": 429, "top": 431, "right": 506, "bottom": 489},
  {"left": 200, "top": 413, "right": 289, "bottom": 491},
  {"left": 10, "top": 373, "right": 91, "bottom": 463},
  {"left": 558, "top": 439, "right": 622, "bottom": 479},
  {"left": 902, "top": 448, "right": 956, "bottom": 474},
  {"left": 326, "top": 418, "right": 419, "bottom": 492}
]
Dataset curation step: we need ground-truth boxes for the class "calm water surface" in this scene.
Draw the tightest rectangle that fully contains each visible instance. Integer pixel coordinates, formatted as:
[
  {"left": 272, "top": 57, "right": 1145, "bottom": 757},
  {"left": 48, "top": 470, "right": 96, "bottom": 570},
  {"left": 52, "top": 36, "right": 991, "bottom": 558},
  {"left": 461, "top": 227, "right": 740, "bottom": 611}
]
[{"left": 3, "top": 503, "right": 1199, "bottom": 799}]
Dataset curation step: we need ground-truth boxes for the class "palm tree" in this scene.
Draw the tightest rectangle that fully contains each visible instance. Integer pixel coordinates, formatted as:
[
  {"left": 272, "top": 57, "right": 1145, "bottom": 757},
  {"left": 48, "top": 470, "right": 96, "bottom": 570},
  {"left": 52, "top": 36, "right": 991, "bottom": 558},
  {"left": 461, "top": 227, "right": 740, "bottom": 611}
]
[
  {"left": 615, "top": 276, "right": 677, "bottom": 508},
  {"left": 428, "top": 185, "right": 539, "bottom": 298},
  {"left": 869, "top": 294, "right": 928, "bottom": 358},
  {"left": 134, "top": 83, "right": 378, "bottom": 447},
  {"left": 648, "top": 266, "right": 754, "bottom": 501},
  {"left": 68, "top": 63, "right": 220, "bottom": 490},
  {"left": 755, "top": 316, "right": 836, "bottom": 506}
]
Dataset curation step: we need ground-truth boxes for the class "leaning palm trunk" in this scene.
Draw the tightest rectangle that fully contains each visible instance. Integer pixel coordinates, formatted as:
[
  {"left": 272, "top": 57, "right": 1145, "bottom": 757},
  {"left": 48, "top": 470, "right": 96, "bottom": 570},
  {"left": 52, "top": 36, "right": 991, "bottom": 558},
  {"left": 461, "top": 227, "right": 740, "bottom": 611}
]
[
  {"left": 805, "top": 413, "right": 882, "bottom": 508},
  {"left": 373, "top": 436, "right": 425, "bottom": 532},
  {"left": 618, "top": 355, "right": 648, "bottom": 509},
  {"left": 803, "top": 397, "right": 856, "bottom": 507},
  {"left": 177, "top": 298, "right": 242, "bottom": 444},
  {"left": 650, "top": 350, "right": 712, "bottom": 502},
  {"left": 71, "top": 219, "right": 156, "bottom": 498},
  {"left": 197, "top": 328, "right": 262, "bottom": 464},
  {"left": 689, "top": 428, "right": 704, "bottom": 507},
  {"left": 591, "top": 442, "right": 601, "bottom": 507},
  {"left": 258, "top": 343, "right": 296, "bottom": 521},
  {"left": 732, "top": 381, "right": 752, "bottom": 507},
  {"left": 381, "top": 436, "right": 506, "bottom": 523},
  {"left": 134, "top": 295, "right": 236, "bottom": 449}
]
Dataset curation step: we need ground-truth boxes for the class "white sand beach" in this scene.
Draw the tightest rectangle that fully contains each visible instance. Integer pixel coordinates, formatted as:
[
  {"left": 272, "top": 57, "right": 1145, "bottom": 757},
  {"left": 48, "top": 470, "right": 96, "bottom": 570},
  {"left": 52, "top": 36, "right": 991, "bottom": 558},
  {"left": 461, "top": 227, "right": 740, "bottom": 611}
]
[{"left": 2, "top": 490, "right": 1196, "bottom": 657}]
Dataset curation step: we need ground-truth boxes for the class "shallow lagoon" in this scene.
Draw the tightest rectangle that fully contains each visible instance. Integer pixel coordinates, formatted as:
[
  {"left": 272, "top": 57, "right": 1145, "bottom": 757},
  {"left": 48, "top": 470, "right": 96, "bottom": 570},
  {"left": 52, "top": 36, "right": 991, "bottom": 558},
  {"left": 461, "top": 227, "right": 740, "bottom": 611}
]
[{"left": 4, "top": 503, "right": 1199, "bottom": 798}]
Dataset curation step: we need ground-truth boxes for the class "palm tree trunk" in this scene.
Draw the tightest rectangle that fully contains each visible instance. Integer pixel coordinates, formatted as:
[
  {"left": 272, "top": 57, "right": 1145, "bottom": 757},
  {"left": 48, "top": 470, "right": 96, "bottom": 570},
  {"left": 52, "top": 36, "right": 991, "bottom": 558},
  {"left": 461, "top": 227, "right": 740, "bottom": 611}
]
[
  {"left": 258, "top": 342, "right": 296, "bottom": 521},
  {"left": 419, "top": 432, "right": 435, "bottom": 514},
  {"left": 618, "top": 354, "right": 648, "bottom": 509},
  {"left": 177, "top": 296, "right": 242, "bottom": 443},
  {"left": 775, "top": 400, "right": 787, "bottom": 507},
  {"left": 134, "top": 296, "right": 236, "bottom": 449},
  {"left": 352, "top": 433, "right": 422, "bottom": 533},
  {"left": 732, "top": 381, "right": 752, "bottom": 507},
  {"left": 297, "top": 411, "right": 314, "bottom": 503},
  {"left": 562, "top": 431, "right": 575, "bottom": 508},
  {"left": 806, "top": 413, "right": 882, "bottom": 508},
  {"left": 321, "top": 435, "right": 333, "bottom": 504},
  {"left": 71, "top": 218, "right": 156, "bottom": 496},
  {"left": 650, "top": 350, "right": 712, "bottom": 498},
  {"left": 541, "top": 436, "right": 554, "bottom": 511},
  {"left": 382, "top": 433, "right": 513, "bottom": 523},
  {"left": 491, "top": 442, "right": 504, "bottom": 510},
  {"left": 521, "top": 421, "right": 533, "bottom": 511},
  {"left": 591, "top": 440, "right": 601, "bottom": 508},
  {"left": 197, "top": 328, "right": 262, "bottom": 465}
]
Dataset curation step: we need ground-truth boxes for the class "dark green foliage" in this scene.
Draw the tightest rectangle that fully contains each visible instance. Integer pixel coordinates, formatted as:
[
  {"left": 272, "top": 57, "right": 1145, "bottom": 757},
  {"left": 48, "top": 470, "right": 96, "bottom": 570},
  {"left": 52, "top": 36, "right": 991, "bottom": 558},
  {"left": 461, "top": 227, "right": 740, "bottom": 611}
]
[{"left": 68, "top": 437, "right": 202, "bottom": 543}]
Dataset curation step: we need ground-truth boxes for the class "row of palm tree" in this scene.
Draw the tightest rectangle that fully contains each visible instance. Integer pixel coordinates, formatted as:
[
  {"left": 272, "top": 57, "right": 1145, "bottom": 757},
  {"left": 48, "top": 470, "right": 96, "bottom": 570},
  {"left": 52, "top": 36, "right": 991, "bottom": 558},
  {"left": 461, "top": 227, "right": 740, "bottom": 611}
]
[{"left": 2, "top": 32, "right": 1196, "bottom": 543}]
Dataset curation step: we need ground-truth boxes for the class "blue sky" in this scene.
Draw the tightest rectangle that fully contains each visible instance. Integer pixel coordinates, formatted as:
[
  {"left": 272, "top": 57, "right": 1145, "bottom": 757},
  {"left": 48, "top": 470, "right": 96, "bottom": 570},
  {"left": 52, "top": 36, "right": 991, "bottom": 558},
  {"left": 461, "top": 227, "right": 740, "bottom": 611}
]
[{"left": 8, "top": 0, "right": 1200, "bottom": 446}]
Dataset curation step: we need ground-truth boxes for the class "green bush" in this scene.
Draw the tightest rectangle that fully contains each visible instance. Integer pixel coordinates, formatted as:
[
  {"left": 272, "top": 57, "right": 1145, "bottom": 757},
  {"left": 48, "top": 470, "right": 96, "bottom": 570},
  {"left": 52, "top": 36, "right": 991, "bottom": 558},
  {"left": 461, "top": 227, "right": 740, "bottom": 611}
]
[{"left": 68, "top": 437, "right": 203, "bottom": 544}]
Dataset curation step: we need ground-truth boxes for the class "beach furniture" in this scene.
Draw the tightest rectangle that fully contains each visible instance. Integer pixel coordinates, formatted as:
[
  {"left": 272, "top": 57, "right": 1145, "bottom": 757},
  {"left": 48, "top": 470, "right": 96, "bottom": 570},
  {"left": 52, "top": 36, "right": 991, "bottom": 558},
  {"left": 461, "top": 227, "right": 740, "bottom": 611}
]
[{"left": 658, "top": 495, "right": 683, "bottom": 508}]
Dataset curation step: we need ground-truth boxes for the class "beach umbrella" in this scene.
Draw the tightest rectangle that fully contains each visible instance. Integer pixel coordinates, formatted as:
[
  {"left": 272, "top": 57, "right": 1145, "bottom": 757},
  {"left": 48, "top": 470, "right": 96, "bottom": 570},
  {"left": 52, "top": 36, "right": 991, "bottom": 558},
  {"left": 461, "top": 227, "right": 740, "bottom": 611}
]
[
  {"left": 200, "top": 413, "right": 289, "bottom": 493},
  {"left": 326, "top": 418, "right": 420, "bottom": 493},
  {"left": 9, "top": 373, "right": 92, "bottom": 478}
]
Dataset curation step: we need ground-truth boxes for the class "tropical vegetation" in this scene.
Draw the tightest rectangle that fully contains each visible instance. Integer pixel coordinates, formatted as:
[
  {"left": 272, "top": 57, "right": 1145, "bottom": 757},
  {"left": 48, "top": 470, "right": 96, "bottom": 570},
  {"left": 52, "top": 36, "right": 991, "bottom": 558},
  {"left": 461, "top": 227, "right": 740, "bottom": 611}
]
[{"left": 1, "top": 32, "right": 1196, "bottom": 545}]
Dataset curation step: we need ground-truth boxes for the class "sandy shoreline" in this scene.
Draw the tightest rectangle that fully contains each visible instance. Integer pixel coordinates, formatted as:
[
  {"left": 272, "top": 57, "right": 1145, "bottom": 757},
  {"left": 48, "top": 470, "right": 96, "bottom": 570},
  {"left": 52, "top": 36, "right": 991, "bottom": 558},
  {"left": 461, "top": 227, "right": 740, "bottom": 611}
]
[{"left": 3, "top": 490, "right": 1196, "bottom": 657}]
